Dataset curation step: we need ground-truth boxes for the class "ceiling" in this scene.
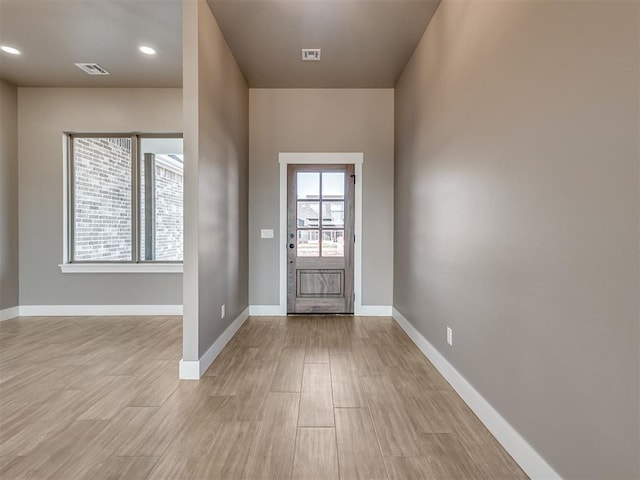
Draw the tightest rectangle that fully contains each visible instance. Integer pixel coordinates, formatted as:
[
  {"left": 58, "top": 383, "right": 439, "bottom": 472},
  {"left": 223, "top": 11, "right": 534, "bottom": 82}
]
[
  {"left": 0, "top": 0, "right": 440, "bottom": 88},
  {"left": 0, "top": 0, "right": 183, "bottom": 87},
  {"left": 208, "top": 0, "right": 440, "bottom": 88}
]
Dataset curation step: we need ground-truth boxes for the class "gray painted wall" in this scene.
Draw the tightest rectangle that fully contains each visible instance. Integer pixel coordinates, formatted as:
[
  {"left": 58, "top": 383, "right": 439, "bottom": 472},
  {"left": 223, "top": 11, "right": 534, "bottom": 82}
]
[
  {"left": 182, "top": 0, "right": 249, "bottom": 360},
  {"left": 394, "top": 1, "right": 639, "bottom": 478},
  {"left": 249, "top": 89, "right": 394, "bottom": 306},
  {"left": 0, "top": 80, "right": 19, "bottom": 310},
  {"left": 18, "top": 88, "right": 183, "bottom": 306}
]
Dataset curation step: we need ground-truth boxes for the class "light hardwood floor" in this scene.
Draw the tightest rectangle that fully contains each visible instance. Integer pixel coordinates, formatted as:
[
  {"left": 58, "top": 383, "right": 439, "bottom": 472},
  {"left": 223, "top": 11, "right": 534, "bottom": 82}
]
[{"left": 0, "top": 315, "right": 528, "bottom": 480}]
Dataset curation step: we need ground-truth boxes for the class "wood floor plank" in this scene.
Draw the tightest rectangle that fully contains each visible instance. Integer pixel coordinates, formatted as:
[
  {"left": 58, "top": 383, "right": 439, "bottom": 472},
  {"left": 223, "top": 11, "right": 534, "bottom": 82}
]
[
  {"left": 149, "top": 396, "right": 260, "bottom": 480},
  {"left": 202, "top": 421, "right": 261, "bottom": 478},
  {"left": 25, "top": 419, "right": 109, "bottom": 480},
  {"left": 0, "top": 389, "right": 63, "bottom": 446},
  {"left": 0, "top": 388, "right": 104, "bottom": 456},
  {"left": 361, "top": 375, "right": 423, "bottom": 457},
  {"left": 388, "top": 364, "right": 452, "bottom": 394},
  {"left": 0, "top": 454, "right": 45, "bottom": 479},
  {"left": 461, "top": 438, "right": 529, "bottom": 479},
  {"left": 126, "top": 360, "right": 180, "bottom": 407},
  {"left": 75, "top": 456, "right": 160, "bottom": 480},
  {"left": 203, "top": 343, "right": 243, "bottom": 377},
  {"left": 0, "top": 456, "right": 15, "bottom": 471},
  {"left": 447, "top": 399, "right": 528, "bottom": 479},
  {"left": 292, "top": 428, "right": 339, "bottom": 480},
  {"left": 205, "top": 347, "right": 260, "bottom": 389},
  {"left": 92, "top": 406, "right": 158, "bottom": 456},
  {"left": 329, "top": 354, "right": 366, "bottom": 408},
  {"left": 145, "top": 456, "right": 209, "bottom": 480},
  {"left": 353, "top": 344, "right": 389, "bottom": 376},
  {"left": 209, "top": 359, "right": 275, "bottom": 397},
  {"left": 284, "top": 317, "right": 311, "bottom": 347},
  {"left": 77, "top": 374, "right": 138, "bottom": 420},
  {"left": 299, "top": 363, "right": 334, "bottom": 427},
  {"left": 401, "top": 390, "right": 458, "bottom": 434},
  {"left": 270, "top": 347, "right": 306, "bottom": 392},
  {"left": 304, "top": 346, "right": 329, "bottom": 363},
  {"left": 334, "top": 408, "right": 388, "bottom": 480},
  {"left": 420, "top": 432, "right": 487, "bottom": 479},
  {"left": 242, "top": 392, "right": 300, "bottom": 479},
  {"left": 207, "top": 393, "right": 268, "bottom": 423},
  {"left": 161, "top": 397, "right": 233, "bottom": 456},
  {"left": 383, "top": 456, "right": 437, "bottom": 480},
  {"left": 116, "top": 383, "right": 207, "bottom": 457},
  {"left": 148, "top": 420, "right": 259, "bottom": 479}
]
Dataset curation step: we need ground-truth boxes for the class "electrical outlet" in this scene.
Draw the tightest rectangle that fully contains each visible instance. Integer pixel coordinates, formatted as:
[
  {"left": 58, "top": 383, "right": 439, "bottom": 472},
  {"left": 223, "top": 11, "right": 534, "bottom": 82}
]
[
  {"left": 447, "top": 327, "right": 453, "bottom": 346},
  {"left": 221, "top": 304, "right": 225, "bottom": 319}
]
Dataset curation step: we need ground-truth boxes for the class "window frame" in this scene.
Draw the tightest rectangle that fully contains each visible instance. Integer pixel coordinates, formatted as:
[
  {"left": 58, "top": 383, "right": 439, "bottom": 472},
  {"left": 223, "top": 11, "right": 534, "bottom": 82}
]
[{"left": 65, "top": 132, "right": 184, "bottom": 266}]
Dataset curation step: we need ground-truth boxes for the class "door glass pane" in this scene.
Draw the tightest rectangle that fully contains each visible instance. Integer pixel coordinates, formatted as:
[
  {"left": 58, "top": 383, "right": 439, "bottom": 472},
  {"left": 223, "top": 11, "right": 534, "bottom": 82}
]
[
  {"left": 73, "top": 137, "right": 132, "bottom": 261},
  {"left": 139, "top": 137, "right": 184, "bottom": 262},
  {"left": 297, "top": 230, "right": 319, "bottom": 257},
  {"left": 321, "top": 201, "right": 344, "bottom": 227},
  {"left": 322, "top": 172, "right": 344, "bottom": 199},
  {"left": 297, "top": 201, "right": 319, "bottom": 228},
  {"left": 297, "top": 172, "right": 320, "bottom": 199},
  {"left": 322, "top": 230, "right": 344, "bottom": 257}
]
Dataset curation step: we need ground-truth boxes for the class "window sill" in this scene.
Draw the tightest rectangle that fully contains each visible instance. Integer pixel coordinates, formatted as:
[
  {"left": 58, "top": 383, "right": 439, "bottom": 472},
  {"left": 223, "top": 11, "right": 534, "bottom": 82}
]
[{"left": 59, "top": 263, "right": 183, "bottom": 274}]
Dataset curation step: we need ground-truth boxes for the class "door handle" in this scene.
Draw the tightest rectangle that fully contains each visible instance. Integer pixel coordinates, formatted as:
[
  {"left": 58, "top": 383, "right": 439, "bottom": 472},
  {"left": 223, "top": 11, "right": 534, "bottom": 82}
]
[{"left": 289, "top": 243, "right": 295, "bottom": 249}]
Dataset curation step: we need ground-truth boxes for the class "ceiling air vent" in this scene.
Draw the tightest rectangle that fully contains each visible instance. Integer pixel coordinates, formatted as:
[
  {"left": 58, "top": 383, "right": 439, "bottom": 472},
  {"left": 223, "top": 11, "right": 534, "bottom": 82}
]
[
  {"left": 301, "top": 49, "right": 321, "bottom": 61},
  {"left": 74, "top": 63, "right": 110, "bottom": 75}
]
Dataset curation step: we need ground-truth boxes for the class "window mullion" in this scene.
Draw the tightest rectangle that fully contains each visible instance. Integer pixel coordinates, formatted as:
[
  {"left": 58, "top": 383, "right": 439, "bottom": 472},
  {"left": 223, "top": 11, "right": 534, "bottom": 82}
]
[
  {"left": 132, "top": 135, "right": 139, "bottom": 263},
  {"left": 319, "top": 172, "right": 323, "bottom": 257}
]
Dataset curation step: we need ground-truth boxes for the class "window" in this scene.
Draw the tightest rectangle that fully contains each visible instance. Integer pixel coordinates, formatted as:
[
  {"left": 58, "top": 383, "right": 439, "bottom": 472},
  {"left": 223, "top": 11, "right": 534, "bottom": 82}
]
[
  {"left": 67, "top": 134, "right": 183, "bottom": 264},
  {"left": 295, "top": 170, "right": 345, "bottom": 257}
]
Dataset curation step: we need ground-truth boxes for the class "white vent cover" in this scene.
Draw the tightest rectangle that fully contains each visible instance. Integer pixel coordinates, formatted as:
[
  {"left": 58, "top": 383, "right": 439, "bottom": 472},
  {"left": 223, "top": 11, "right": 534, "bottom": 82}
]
[
  {"left": 301, "top": 49, "right": 321, "bottom": 61},
  {"left": 75, "top": 63, "right": 110, "bottom": 75}
]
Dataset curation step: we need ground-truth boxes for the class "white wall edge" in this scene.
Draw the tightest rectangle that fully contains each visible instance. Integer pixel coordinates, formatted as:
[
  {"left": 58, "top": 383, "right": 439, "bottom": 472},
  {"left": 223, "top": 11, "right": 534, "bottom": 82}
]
[
  {"left": 179, "top": 306, "right": 250, "bottom": 380},
  {"left": 249, "top": 305, "right": 286, "bottom": 316},
  {"left": 278, "top": 152, "right": 364, "bottom": 315},
  {"left": 279, "top": 156, "right": 288, "bottom": 313},
  {"left": 357, "top": 305, "right": 392, "bottom": 316},
  {"left": 353, "top": 162, "right": 363, "bottom": 315},
  {"left": 392, "top": 307, "right": 562, "bottom": 480},
  {"left": 62, "top": 134, "right": 70, "bottom": 264},
  {"left": 59, "top": 263, "right": 183, "bottom": 274},
  {"left": 19, "top": 304, "right": 183, "bottom": 316},
  {"left": 279, "top": 152, "right": 364, "bottom": 165},
  {"left": 0, "top": 307, "right": 20, "bottom": 322}
]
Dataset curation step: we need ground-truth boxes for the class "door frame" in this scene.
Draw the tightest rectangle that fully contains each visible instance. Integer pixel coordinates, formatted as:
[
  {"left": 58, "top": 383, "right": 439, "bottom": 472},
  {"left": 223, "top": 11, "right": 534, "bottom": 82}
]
[{"left": 279, "top": 152, "right": 363, "bottom": 315}]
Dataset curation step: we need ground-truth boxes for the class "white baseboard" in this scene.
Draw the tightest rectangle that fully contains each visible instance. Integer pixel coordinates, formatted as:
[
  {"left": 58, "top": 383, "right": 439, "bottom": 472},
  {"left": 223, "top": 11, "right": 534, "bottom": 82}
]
[
  {"left": 357, "top": 305, "right": 392, "bottom": 316},
  {"left": 392, "top": 307, "right": 561, "bottom": 480},
  {"left": 0, "top": 306, "right": 20, "bottom": 322},
  {"left": 248, "top": 305, "right": 393, "bottom": 316},
  {"left": 249, "top": 305, "right": 285, "bottom": 316},
  {"left": 18, "top": 304, "right": 183, "bottom": 316},
  {"left": 179, "top": 306, "right": 250, "bottom": 380}
]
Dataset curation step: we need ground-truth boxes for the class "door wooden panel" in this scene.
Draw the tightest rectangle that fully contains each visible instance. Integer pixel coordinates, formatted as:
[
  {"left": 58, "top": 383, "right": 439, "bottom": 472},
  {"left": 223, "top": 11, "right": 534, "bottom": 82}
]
[
  {"left": 287, "top": 164, "right": 354, "bottom": 314},
  {"left": 298, "top": 270, "right": 344, "bottom": 297}
]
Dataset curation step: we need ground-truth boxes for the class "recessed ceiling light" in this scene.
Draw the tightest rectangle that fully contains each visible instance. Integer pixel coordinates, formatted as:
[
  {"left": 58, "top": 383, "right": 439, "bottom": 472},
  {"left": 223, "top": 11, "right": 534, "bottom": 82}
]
[
  {"left": 139, "top": 46, "right": 156, "bottom": 55},
  {"left": 1, "top": 45, "right": 21, "bottom": 55}
]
